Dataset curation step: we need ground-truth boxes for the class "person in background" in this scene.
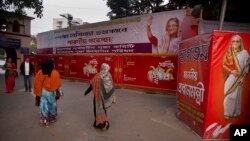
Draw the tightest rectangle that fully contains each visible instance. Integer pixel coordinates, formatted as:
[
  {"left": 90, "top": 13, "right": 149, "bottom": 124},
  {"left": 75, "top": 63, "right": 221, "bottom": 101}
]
[
  {"left": 1, "top": 57, "right": 17, "bottom": 93},
  {"left": 33, "top": 59, "right": 63, "bottom": 127},
  {"left": 147, "top": 16, "right": 181, "bottom": 54},
  {"left": 223, "top": 34, "right": 250, "bottom": 120},
  {"left": 84, "top": 63, "right": 116, "bottom": 131},
  {"left": 20, "top": 57, "right": 34, "bottom": 92}
]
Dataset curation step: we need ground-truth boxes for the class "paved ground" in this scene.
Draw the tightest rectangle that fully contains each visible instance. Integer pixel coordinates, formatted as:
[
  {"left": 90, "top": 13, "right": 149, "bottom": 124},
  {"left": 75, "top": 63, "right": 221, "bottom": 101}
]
[{"left": 0, "top": 74, "right": 202, "bottom": 141}]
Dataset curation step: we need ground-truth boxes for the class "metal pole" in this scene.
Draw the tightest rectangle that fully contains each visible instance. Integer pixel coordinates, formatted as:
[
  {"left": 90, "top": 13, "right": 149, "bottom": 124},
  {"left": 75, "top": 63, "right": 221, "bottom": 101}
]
[{"left": 219, "top": 0, "right": 227, "bottom": 30}]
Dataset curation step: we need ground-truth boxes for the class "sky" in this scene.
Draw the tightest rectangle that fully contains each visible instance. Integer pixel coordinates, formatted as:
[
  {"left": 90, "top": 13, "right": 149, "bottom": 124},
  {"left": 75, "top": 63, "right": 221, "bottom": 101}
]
[
  {"left": 27, "top": 0, "right": 169, "bottom": 35},
  {"left": 27, "top": 0, "right": 110, "bottom": 35}
]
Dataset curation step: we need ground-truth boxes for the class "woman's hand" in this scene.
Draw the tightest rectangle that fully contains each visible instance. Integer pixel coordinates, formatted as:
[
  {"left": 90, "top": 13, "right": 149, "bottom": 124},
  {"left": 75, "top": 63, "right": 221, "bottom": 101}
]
[
  {"left": 231, "top": 70, "right": 239, "bottom": 77},
  {"left": 84, "top": 85, "right": 92, "bottom": 96},
  {"left": 84, "top": 90, "right": 88, "bottom": 96}
]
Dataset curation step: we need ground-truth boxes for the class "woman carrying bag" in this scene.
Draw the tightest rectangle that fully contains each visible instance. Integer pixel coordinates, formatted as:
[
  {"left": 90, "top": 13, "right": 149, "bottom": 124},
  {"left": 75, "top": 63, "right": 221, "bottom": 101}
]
[{"left": 33, "top": 59, "right": 63, "bottom": 127}]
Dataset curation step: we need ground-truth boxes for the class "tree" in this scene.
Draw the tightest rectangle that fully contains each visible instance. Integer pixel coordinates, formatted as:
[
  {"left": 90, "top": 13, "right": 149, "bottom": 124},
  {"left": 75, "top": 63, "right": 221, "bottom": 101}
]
[
  {"left": 0, "top": 0, "right": 43, "bottom": 28},
  {"left": 105, "top": 0, "right": 166, "bottom": 19},
  {"left": 30, "top": 35, "right": 37, "bottom": 53},
  {"left": 165, "top": 0, "right": 222, "bottom": 20},
  {"left": 105, "top": 0, "right": 219, "bottom": 19},
  {"left": 159, "top": 0, "right": 249, "bottom": 23},
  {"left": 0, "top": 48, "right": 6, "bottom": 60},
  {"left": 106, "top": 0, "right": 249, "bottom": 23},
  {"left": 0, "top": 0, "right": 43, "bottom": 18}
]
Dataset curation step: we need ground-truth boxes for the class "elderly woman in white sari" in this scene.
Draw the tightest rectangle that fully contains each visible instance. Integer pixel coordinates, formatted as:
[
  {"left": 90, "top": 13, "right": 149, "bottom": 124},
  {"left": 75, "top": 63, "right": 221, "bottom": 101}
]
[
  {"left": 223, "top": 34, "right": 250, "bottom": 120},
  {"left": 84, "top": 63, "right": 115, "bottom": 130}
]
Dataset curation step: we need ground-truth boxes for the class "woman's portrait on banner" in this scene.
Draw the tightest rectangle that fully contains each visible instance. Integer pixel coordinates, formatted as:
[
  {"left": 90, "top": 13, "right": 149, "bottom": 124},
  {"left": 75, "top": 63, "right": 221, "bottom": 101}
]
[{"left": 222, "top": 34, "right": 250, "bottom": 120}]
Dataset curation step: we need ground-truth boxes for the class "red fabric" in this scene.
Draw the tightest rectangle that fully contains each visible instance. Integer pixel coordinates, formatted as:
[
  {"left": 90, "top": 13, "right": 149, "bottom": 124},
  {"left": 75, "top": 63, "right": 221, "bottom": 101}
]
[
  {"left": 90, "top": 73, "right": 108, "bottom": 125},
  {"left": 191, "top": 25, "right": 198, "bottom": 37},
  {"left": 5, "top": 75, "right": 15, "bottom": 93},
  {"left": 149, "top": 36, "right": 158, "bottom": 46},
  {"left": 33, "top": 69, "right": 62, "bottom": 96},
  {"left": 222, "top": 55, "right": 237, "bottom": 80}
]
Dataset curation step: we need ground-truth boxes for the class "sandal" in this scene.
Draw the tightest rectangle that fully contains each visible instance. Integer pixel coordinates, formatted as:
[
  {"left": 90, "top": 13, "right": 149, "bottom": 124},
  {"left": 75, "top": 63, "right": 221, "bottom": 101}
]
[
  {"left": 102, "top": 121, "right": 109, "bottom": 131},
  {"left": 40, "top": 119, "right": 49, "bottom": 127},
  {"left": 49, "top": 117, "right": 57, "bottom": 123}
]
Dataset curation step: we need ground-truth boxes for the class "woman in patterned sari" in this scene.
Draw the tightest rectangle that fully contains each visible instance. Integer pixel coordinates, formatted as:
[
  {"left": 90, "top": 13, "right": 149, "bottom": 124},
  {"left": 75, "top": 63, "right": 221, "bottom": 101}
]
[
  {"left": 84, "top": 63, "right": 115, "bottom": 131},
  {"left": 2, "top": 57, "right": 17, "bottom": 93},
  {"left": 223, "top": 34, "right": 250, "bottom": 120},
  {"left": 34, "top": 59, "right": 63, "bottom": 127}
]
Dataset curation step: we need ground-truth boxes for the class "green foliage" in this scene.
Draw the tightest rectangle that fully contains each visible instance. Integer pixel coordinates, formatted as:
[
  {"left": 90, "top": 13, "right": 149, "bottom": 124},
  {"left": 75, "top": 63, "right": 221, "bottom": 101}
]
[
  {"left": 106, "top": 0, "right": 165, "bottom": 19},
  {"left": 105, "top": 0, "right": 250, "bottom": 23},
  {"left": 30, "top": 35, "right": 37, "bottom": 53},
  {"left": 168, "top": 0, "right": 250, "bottom": 22},
  {"left": 0, "top": 48, "right": 6, "bottom": 60},
  {"left": 0, "top": 0, "right": 43, "bottom": 18}
]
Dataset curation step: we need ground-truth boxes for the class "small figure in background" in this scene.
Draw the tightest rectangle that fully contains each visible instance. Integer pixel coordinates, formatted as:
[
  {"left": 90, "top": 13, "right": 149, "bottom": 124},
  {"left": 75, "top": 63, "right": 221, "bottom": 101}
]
[
  {"left": 2, "top": 57, "right": 17, "bottom": 93},
  {"left": 20, "top": 57, "right": 34, "bottom": 92}
]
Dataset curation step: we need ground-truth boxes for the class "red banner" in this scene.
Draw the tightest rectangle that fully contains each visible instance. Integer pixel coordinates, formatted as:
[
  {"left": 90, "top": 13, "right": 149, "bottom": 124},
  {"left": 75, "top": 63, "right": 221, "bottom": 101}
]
[
  {"left": 52, "top": 55, "right": 65, "bottom": 76},
  {"left": 177, "top": 33, "right": 211, "bottom": 137},
  {"left": 204, "top": 31, "right": 250, "bottom": 139},
  {"left": 66, "top": 55, "right": 115, "bottom": 80},
  {"left": 27, "top": 54, "right": 178, "bottom": 92},
  {"left": 122, "top": 54, "right": 178, "bottom": 91},
  {"left": 177, "top": 31, "right": 250, "bottom": 140}
]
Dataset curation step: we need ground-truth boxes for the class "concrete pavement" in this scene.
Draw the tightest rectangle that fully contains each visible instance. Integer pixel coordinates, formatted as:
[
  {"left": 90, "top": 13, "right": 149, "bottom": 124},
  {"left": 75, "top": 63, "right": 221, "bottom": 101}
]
[{"left": 0, "top": 74, "right": 202, "bottom": 141}]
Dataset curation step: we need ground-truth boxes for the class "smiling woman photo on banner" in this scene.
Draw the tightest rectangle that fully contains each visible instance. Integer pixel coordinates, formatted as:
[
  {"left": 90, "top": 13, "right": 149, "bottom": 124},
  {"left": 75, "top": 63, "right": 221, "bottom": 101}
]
[
  {"left": 222, "top": 34, "right": 250, "bottom": 120},
  {"left": 147, "top": 15, "right": 181, "bottom": 54}
]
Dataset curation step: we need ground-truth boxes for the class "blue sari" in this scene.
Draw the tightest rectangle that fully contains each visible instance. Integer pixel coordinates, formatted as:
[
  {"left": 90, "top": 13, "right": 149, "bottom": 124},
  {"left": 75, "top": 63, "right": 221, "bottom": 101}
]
[{"left": 40, "top": 88, "right": 63, "bottom": 124}]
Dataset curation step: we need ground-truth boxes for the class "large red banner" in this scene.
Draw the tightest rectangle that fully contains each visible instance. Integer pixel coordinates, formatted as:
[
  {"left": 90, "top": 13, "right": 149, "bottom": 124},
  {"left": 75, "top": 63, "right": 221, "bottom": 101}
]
[
  {"left": 26, "top": 54, "right": 178, "bottom": 92},
  {"left": 177, "top": 31, "right": 250, "bottom": 139}
]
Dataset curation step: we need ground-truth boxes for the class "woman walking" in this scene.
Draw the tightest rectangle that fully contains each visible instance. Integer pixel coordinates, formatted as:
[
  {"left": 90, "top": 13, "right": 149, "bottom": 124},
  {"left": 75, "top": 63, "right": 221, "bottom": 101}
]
[
  {"left": 84, "top": 63, "right": 115, "bottom": 131},
  {"left": 33, "top": 59, "right": 63, "bottom": 127},
  {"left": 2, "top": 57, "right": 17, "bottom": 93}
]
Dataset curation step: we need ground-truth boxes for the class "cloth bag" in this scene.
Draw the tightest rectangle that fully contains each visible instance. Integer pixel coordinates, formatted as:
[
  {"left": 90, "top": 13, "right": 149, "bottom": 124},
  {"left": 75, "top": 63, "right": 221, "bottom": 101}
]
[
  {"left": 55, "top": 89, "right": 60, "bottom": 100},
  {"left": 35, "top": 96, "right": 40, "bottom": 106}
]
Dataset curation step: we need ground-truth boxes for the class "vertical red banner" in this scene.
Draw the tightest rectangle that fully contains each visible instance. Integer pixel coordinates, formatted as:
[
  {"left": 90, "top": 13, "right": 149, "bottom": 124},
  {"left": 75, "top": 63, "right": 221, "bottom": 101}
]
[
  {"left": 176, "top": 33, "right": 212, "bottom": 137},
  {"left": 113, "top": 55, "right": 123, "bottom": 85},
  {"left": 177, "top": 31, "right": 250, "bottom": 140},
  {"left": 204, "top": 31, "right": 250, "bottom": 139},
  {"left": 52, "top": 55, "right": 65, "bottom": 76}
]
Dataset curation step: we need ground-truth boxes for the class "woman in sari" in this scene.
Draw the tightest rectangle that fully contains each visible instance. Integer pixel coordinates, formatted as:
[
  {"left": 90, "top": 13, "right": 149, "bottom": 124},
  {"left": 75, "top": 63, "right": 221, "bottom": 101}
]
[
  {"left": 2, "top": 57, "right": 17, "bottom": 93},
  {"left": 223, "top": 34, "right": 250, "bottom": 120},
  {"left": 84, "top": 63, "right": 115, "bottom": 131},
  {"left": 33, "top": 59, "right": 63, "bottom": 127}
]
